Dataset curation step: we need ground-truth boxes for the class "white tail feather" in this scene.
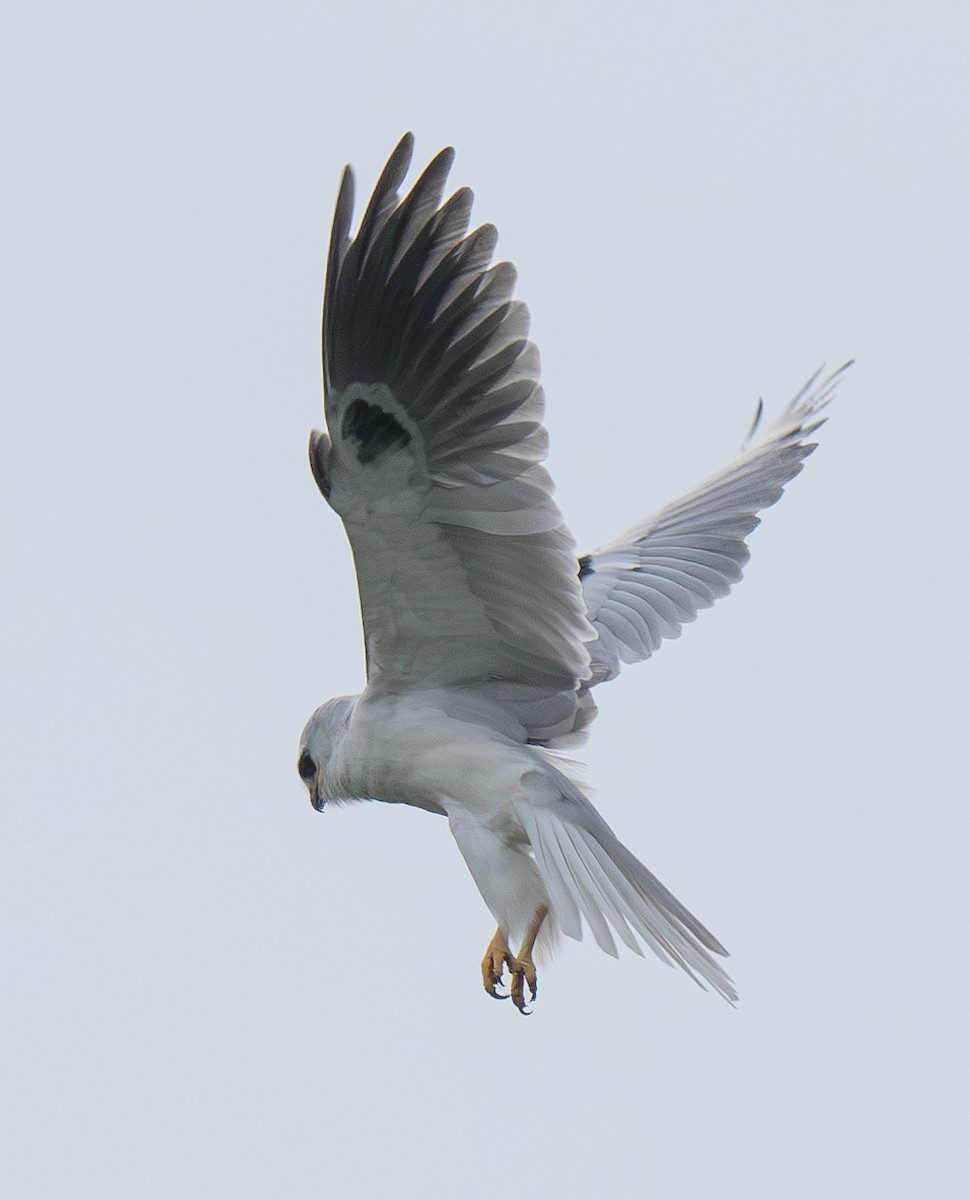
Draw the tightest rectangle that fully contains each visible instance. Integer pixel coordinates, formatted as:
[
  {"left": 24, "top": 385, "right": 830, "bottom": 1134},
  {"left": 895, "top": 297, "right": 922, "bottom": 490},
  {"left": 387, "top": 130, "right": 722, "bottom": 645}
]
[{"left": 518, "top": 799, "right": 738, "bottom": 1003}]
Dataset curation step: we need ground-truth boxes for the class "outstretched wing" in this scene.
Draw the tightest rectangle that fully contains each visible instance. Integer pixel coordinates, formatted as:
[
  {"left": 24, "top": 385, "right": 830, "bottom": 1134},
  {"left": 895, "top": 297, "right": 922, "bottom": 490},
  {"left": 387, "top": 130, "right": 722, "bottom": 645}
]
[
  {"left": 579, "top": 364, "right": 850, "bottom": 684},
  {"left": 311, "top": 134, "right": 594, "bottom": 738}
]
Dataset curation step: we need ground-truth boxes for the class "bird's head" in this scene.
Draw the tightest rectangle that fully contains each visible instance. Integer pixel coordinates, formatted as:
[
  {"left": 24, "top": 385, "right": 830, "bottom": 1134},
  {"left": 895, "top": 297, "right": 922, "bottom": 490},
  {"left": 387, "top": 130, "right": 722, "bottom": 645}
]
[{"left": 297, "top": 696, "right": 355, "bottom": 811}]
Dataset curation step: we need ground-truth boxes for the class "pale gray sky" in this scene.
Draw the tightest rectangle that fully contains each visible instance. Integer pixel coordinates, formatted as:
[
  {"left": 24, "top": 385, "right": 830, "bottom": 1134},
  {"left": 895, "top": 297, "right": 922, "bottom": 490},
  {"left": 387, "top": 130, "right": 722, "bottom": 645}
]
[{"left": 3, "top": 2, "right": 968, "bottom": 1197}]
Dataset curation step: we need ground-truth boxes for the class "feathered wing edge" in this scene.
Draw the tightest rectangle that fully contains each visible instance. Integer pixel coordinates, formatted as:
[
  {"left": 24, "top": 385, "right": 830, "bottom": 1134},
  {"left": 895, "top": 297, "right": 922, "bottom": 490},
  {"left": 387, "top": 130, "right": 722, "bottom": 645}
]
[
  {"left": 516, "top": 763, "right": 738, "bottom": 1002},
  {"left": 579, "top": 363, "right": 851, "bottom": 685},
  {"left": 312, "top": 134, "right": 595, "bottom": 709},
  {"left": 321, "top": 133, "right": 555, "bottom": 505}
]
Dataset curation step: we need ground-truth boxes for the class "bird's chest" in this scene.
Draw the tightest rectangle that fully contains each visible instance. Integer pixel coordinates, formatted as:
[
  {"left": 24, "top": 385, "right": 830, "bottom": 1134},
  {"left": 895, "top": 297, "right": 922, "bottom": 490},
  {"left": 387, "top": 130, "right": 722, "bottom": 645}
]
[{"left": 331, "top": 696, "right": 529, "bottom": 819}]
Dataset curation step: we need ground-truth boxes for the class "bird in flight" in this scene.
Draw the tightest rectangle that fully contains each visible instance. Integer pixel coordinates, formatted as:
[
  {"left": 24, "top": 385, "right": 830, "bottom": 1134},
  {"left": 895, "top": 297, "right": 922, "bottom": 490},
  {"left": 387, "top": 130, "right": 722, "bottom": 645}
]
[{"left": 298, "top": 134, "right": 847, "bottom": 1013}]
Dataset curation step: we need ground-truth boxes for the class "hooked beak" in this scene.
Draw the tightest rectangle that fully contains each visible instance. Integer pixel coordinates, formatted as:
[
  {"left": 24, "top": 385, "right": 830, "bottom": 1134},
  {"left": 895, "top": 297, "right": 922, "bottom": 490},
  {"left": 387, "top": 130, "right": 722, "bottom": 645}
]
[{"left": 310, "top": 784, "right": 326, "bottom": 813}]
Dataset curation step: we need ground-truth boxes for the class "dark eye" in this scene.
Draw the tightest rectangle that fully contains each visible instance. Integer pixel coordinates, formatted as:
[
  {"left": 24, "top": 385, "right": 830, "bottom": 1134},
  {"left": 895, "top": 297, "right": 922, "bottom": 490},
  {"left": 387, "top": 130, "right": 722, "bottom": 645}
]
[{"left": 297, "top": 752, "right": 316, "bottom": 782}]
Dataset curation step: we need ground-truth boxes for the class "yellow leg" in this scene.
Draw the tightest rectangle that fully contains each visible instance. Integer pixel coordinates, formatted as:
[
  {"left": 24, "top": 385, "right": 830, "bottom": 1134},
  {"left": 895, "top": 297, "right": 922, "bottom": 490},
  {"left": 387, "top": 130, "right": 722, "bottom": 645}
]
[
  {"left": 508, "top": 905, "right": 548, "bottom": 1014},
  {"left": 479, "top": 906, "right": 548, "bottom": 1014}
]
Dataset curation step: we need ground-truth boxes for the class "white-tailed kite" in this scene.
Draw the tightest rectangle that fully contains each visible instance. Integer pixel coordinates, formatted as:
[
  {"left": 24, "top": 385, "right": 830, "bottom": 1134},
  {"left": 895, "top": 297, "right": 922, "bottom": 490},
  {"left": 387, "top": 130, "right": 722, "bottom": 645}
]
[{"left": 298, "top": 134, "right": 847, "bottom": 1012}]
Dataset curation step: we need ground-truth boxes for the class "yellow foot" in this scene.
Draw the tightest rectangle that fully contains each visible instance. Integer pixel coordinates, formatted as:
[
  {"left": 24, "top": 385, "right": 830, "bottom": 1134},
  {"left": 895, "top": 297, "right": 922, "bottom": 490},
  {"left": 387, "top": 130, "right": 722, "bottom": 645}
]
[
  {"left": 481, "top": 929, "right": 511, "bottom": 1001},
  {"left": 479, "top": 920, "right": 543, "bottom": 1015},
  {"left": 508, "top": 955, "right": 537, "bottom": 1014}
]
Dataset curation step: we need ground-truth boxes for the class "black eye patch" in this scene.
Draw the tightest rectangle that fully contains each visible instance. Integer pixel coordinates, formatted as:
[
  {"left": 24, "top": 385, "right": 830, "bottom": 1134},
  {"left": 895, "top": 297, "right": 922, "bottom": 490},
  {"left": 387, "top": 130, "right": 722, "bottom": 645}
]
[{"left": 297, "top": 752, "right": 316, "bottom": 781}]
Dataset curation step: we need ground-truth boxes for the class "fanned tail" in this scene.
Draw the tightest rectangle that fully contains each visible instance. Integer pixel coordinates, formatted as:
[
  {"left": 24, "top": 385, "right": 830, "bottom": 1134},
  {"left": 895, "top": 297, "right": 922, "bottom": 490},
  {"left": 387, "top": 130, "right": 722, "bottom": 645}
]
[{"left": 517, "top": 774, "right": 737, "bottom": 1003}]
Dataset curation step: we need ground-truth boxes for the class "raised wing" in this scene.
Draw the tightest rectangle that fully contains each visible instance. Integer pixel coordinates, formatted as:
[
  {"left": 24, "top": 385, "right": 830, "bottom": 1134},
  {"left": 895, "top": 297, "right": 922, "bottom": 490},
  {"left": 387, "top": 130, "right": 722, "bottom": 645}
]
[
  {"left": 311, "top": 135, "right": 594, "bottom": 739},
  {"left": 580, "top": 364, "right": 850, "bottom": 684}
]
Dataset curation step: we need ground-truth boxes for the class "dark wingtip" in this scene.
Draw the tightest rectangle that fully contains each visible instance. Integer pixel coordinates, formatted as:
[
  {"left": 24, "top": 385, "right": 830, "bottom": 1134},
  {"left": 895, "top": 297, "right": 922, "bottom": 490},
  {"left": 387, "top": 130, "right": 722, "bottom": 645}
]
[
  {"left": 380, "top": 132, "right": 415, "bottom": 193},
  {"left": 742, "top": 397, "right": 764, "bottom": 449},
  {"left": 332, "top": 165, "right": 356, "bottom": 241},
  {"left": 436, "top": 143, "right": 456, "bottom": 170}
]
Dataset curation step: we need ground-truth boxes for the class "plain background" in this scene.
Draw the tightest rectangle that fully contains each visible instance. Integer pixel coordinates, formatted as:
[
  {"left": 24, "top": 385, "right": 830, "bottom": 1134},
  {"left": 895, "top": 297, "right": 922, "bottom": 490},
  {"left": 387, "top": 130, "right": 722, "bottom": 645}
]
[{"left": 3, "top": 2, "right": 968, "bottom": 1196}]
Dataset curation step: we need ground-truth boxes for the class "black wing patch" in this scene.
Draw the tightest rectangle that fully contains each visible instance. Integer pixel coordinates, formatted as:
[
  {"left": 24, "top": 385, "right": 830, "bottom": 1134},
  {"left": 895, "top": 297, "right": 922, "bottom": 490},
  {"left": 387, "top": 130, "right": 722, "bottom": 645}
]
[
  {"left": 341, "top": 398, "right": 412, "bottom": 465},
  {"left": 577, "top": 554, "right": 594, "bottom": 581}
]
